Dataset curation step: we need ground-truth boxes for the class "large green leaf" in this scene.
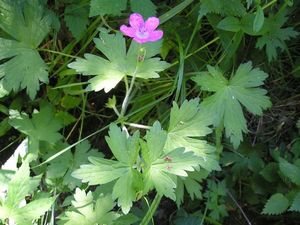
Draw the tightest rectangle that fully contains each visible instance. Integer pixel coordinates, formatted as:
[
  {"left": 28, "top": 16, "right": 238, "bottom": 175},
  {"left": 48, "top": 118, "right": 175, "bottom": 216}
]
[
  {"left": 0, "top": 161, "right": 55, "bottom": 224},
  {"left": 68, "top": 29, "right": 168, "bottom": 93},
  {"left": 142, "top": 122, "right": 201, "bottom": 200},
  {"left": 63, "top": 141, "right": 103, "bottom": 189},
  {"left": 45, "top": 140, "right": 102, "bottom": 190},
  {"left": 12, "top": 197, "right": 56, "bottom": 225},
  {"left": 72, "top": 124, "right": 141, "bottom": 213},
  {"left": 61, "top": 188, "right": 118, "bottom": 225},
  {"left": 163, "top": 99, "right": 220, "bottom": 205},
  {"left": 193, "top": 62, "right": 271, "bottom": 148},
  {"left": 9, "top": 102, "right": 63, "bottom": 157},
  {"left": 165, "top": 99, "right": 220, "bottom": 171},
  {"left": 0, "top": 0, "right": 52, "bottom": 99}
]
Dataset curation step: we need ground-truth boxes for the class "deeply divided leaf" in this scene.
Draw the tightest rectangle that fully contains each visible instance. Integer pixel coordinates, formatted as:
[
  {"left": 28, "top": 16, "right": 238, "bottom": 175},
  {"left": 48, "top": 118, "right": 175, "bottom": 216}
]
[
  {"left": 9, "top": 102, "right": 63, "bottom": 156},
  {"left": 0, "top": 0, "right": 52, "bottom": 99},
  {"left": 0, "top": 161, "right": 55, "bottom": 224},
  {"left": 193, "top": 62, "right": 271, "bottom": 148},
  {"left": 61, "top": 188, "right": 118, "bottom": 225},
  {"left": 68, "top": 29, "right": 168, "bottom": 93}
]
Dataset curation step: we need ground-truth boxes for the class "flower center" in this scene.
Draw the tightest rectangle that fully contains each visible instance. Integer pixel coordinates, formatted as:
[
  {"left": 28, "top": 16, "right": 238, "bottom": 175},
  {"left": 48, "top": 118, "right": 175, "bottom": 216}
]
[{"left": 136, "top": 26, "right": 149, "bottom": 39}]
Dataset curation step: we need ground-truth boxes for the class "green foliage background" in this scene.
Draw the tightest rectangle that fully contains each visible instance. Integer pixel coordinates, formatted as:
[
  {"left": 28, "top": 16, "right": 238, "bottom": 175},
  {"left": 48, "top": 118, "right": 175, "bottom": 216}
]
[{"left": 0, "top": 0, "right": 299, "bottom": 224}]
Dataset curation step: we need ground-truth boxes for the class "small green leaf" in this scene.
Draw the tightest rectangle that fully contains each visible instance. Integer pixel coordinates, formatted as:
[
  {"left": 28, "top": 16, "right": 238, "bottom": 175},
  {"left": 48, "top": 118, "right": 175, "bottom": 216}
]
[
  {"left": 63, "top": 141, "right": 103, "bottom": 189},
  {"left": 130, "top": 0, "right": 156, "bottom": 18},
  {"left": 217, "top": 17, "right": 241, "bottom": 32},
  {"left": 89, "top": 0, "right": 127, "bottom": 17},
  {"left": 285, "top": 0, "right": 294, "bottom": 6},
  {"left": 289, "top": 192, "right": 300, "bottom": 212},
  {"left": 253, "top": 6, "right": 264, "bottom": 33},
  {"left": 112, "top": 170, "right": 137, "bottom": 214},
  {"left": 262, "top": 193, "right": 289, "bottom": 215},
  {"left": 259, "top": 162, "right": 279, "bottom": 182},
  {"left": 105, "top": 124, "right": 140, "bottom": 165},
  {"left": 12, "top": 197, "right": 56, "bottom": 225},
  {"left": 9, "top": 102, "right": 63, "bottom": 156},
  {"left": 175, "top": 171, "right": 208, "bottom": 206},
  {"left": 61, "top": 188, "right": 118, "bottom": 225},
  {"left": 55, "top": 111, "right": 77, "bottom": 126},
  {"left": 204, "top": 180, "right": 228, "bottom": 220},
  {"left": 279, "top": 158, "right": 300, "bottom": 185},
  {"left": 113, "top": 213, "right": 139, "bottom": 225},
  {"left": 256, "top": 11, "right": 298, "bottom": 61},
  {"left": 0, "top": 80, "right": 9, "bottom": 98},
  {"left": 0, "top": 117, "right": 11, "bottom": 137},
  {"left": 64, "top": 4, "right": 89, "bottom": 40},
  {"left": 0, "top": 161, "right": 55, "bottom": 224},
  {"left": 5, "top": 162, "right": 39, "bottom": 209},
  {"left": 0, "top": 169, "right": 14, "bottom": 189},
  {"left": 61, "top": 95, "right": 81, "bottom": 109}
]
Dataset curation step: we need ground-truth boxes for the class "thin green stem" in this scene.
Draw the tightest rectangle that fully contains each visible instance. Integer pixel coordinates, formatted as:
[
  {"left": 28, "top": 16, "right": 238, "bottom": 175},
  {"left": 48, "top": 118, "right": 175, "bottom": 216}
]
[
  {"left": 112, "top": 106, "right": 121, "bottom": 117},
  {"left": 121, "top": 45, "right": 145, "bottom": 117},
  {"left": 124, "top": 122, "right": 151, "bottom": 129},
  {"left": 124, "top": 75, "right": 129, "bottom": 93},
  {"left": 50, "top": 188, "right": 56, "bottom": 225},
  {"left": 174, "top": 34, "right": 185, "bottom": 102},
  {"left": 185, "top": 15, "right": 201, "bottom": 55},
  {"left": 121, "top": 67, "right": 138, "bottom": 116},
  {"left": 66, "top": 114, "right": 82, "bottom": 141},
  {"left": 101, "top": 15, "right": 116, "bottom": 31},
  {"left": 140, "top": 194, "right": 162, "bottom": 225},
  {"left": 168, "top": 37, "right": 220, "bottom": 68},
  {"left": 34, "top": 122, "right": 113, "bottom": 168},
  {"left": 143, "top": 197, "right": 154, "bottom": 225},
  {"left": 200, "top": 202, "right": 208, "bottom": 225},
  {"left": 38, "top": 48, "right": 78, "bottom": 58},
  {"left": 262, "top": 0, "right": 277, "bottom": 10},
  {"left": 78, "top": 93, "right": 87, "bottom": 141},
  {"left": 51, "top": 16, "right": 102, "bottom": 76}
]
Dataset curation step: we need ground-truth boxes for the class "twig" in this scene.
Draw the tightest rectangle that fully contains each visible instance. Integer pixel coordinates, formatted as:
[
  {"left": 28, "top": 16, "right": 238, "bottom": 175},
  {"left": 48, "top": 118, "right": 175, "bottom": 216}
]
[{"left": 227, "top": 190, "right": 252, "bottom": 225}]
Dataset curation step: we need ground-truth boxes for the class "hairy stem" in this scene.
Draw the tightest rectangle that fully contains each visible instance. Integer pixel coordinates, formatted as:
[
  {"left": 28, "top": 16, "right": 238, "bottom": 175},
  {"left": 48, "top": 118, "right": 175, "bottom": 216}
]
[
  {"left": 120, "top": 66, "right": 138, "bottom": 116},
  {"left": 140, "top": 194, "right": 162, "bottom": 225},
  {"left": 120, "top": 45, "right": 145, "bottom": 117}
]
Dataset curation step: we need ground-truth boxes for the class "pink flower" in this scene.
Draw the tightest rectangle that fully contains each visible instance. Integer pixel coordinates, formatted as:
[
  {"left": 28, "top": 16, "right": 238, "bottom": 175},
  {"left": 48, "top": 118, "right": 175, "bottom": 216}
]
[{"left": 120, "top": 13, "right": 163, "bottom": 44}]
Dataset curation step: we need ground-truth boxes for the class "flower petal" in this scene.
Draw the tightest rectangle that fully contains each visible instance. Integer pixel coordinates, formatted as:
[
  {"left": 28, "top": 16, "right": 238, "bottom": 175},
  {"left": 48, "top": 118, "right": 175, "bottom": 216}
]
[
  {"left": 133, "top": 37, "right": 149, "bottom": 44},
  {"left": 145, "top": 17, "right": 160, "bottom": 31},
  {"left": 129, "top": 13, "right": 144, "bottom": 29},
  {"left": 120, "top": 25, "right": 136, "bottom": 38},
  {"left": 148, "top": 30, "right": 163, "bottom": 42}
]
